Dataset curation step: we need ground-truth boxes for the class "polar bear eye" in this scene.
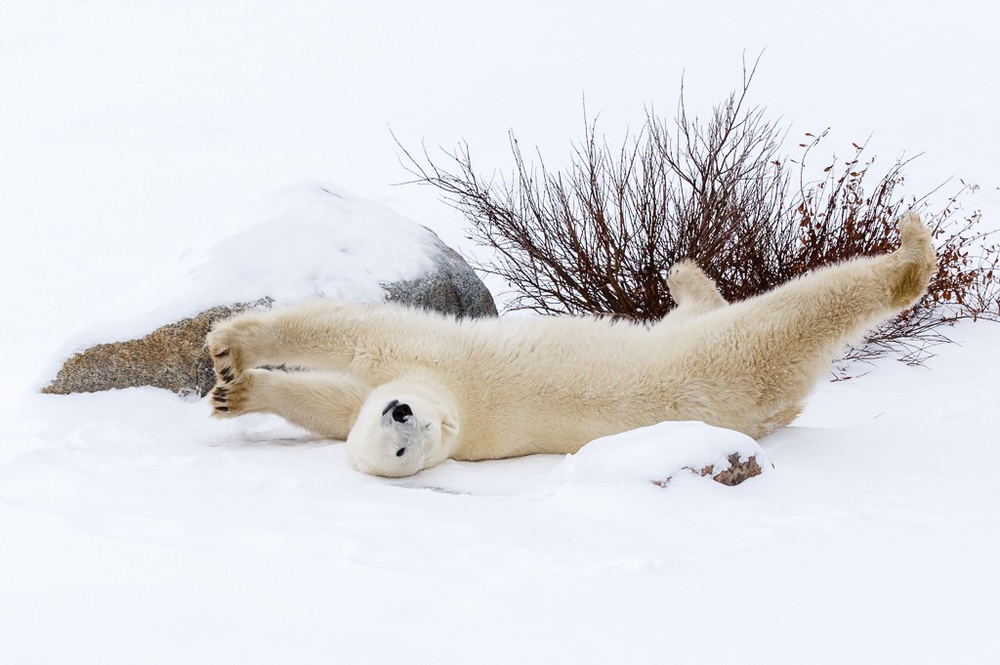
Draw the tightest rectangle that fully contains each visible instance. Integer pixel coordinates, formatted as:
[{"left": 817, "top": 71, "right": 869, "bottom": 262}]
[{"left": 396, "top": 447, "right": 407, "bottom": 457}]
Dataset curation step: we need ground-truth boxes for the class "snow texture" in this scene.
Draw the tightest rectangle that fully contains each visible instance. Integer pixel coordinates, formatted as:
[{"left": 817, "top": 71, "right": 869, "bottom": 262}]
[
  {"left": 547, "top": 421, "right": 768, "bottom": 489},
  {"left": 47, "top": 180, "right": 440, "bottom": 357},
  {"left": 1, "top": 2, "right": 998, "bottom": 664}
]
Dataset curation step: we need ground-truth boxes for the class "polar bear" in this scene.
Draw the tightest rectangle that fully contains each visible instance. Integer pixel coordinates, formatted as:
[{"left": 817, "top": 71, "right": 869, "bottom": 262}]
[{"left": 207, "top": 212, "right": 936, "bottom": 477}]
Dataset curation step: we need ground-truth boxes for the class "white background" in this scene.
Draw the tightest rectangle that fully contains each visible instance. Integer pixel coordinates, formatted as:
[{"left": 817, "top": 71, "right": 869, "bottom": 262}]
[{"left": 1, "top": 2, "right": 998, "bottom": 663}]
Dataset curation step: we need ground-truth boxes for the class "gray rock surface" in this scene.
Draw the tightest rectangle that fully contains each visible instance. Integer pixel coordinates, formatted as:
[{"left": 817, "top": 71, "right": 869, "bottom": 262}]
[{"left": 383, "top": 237, "right": 497, "bottom": 318}]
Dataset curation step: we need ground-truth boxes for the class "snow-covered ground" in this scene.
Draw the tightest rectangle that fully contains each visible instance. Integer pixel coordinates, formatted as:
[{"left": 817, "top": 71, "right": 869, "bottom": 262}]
[{"left": 2, "top": 2, "right": 998, "bottom": 663}]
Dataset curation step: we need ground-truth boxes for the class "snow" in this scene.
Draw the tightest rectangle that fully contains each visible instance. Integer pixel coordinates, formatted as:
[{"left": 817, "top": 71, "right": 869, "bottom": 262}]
[
  {"left": 41, "top": 180, "right": 441, "bottom": 369},
  {"left": 2, "top": 1, "right": 998, "bottom": 663},
  {"left": 546, "top": 421, "right": 768, "bottom": 489}
]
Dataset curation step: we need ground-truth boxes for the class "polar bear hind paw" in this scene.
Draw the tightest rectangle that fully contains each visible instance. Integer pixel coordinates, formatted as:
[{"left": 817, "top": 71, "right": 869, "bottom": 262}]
[
  {"left": 888, "top": 211, "right": 936, "bottom": 309},
  {"left": 667, "top": 261, "right": 712, "bottom": 300},
  {"left": 666, "top": 259, "right": 727, "bottom": 312},
  {"left": 898, "top": 210, "right": 933, "bottom": 253}
]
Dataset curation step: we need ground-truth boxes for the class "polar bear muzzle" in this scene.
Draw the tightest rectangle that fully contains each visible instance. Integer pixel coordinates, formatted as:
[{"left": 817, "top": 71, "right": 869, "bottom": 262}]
[{"left": 382, "top": 399, "right": 414, "bottom": 424}]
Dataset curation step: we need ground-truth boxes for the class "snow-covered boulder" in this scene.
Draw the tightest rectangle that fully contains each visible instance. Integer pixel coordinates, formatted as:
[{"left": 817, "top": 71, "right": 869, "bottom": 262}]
[{"left": 42, "top": 181, "right": 496, "bottom": 398}]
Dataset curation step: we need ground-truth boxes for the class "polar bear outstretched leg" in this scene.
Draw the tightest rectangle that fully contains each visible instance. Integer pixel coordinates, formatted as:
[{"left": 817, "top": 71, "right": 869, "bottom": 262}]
[
  {"left": 211, "top": 368, "right": 369, "bottom": 440},
  {"left": 682, "top": 211, "right": 936, "bottom": 437},
  {"left": 207, "top": 301, "right": 371, "bottom": 378},
  {"left": 752, "top": 211, "right": 935, "bottom": 340},
  {"left": 661, "top": 260, "right": 728, "bottom": 327},
  {"left": 207, "top": 300, "right": 457, "bottom": 379}
]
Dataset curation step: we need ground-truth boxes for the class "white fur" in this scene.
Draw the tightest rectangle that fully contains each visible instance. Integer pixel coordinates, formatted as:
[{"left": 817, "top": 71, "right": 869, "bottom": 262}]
[{"left": 207, "top": 212, "right": 936, "bottom": 477}]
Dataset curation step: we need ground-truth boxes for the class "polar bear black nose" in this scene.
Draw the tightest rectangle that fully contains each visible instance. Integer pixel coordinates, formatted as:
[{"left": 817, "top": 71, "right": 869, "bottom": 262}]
[{"left": 390, "top": 402, "right": 413, "bottom": 423}]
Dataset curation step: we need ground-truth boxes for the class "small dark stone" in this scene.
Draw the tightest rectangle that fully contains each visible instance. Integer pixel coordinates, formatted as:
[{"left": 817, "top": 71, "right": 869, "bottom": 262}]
[{"left": 654, "top": 453, "right": 765, "bottom": 488}]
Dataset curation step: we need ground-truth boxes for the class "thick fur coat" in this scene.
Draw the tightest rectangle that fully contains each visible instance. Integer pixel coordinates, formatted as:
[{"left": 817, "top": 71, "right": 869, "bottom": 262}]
[{"left": 207, "top": 213, "right": 936, "bottom": 477}]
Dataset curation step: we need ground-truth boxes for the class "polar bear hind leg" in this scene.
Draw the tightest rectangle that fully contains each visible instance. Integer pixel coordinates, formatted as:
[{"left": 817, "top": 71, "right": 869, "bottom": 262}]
[
  {"left": 756, "top": 211, "right": 935, "bottom": 348},
  {"left": 769, "top": 211, "right": 934, "bottom": 426},
  {"left": 677, "top": 211, "right": 935, "bottom": 437}
]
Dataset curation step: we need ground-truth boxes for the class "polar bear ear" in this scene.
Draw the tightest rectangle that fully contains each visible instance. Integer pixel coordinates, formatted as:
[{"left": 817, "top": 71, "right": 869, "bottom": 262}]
[{"left": 441, "top": 414, "right": 460, "bottom": 437}]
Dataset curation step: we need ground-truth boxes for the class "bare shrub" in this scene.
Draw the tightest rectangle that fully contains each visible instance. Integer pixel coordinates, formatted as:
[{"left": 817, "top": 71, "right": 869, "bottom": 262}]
[{"left": 398, "top": 67, "right": 999, "bottom": 365}]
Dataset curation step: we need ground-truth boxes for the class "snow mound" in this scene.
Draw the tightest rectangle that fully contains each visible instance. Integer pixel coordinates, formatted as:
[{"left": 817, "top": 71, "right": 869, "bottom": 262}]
[
  {"left": 547, "top": 421, "right": 769, "bottom": 490},
  {"left": 69, "top": 180, "right": 441, "bottom": 348}
]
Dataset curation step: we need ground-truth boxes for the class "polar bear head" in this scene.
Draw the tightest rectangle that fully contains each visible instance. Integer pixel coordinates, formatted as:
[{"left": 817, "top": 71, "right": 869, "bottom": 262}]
[{"left": 347, "top": 382, "right": 460, "bottom": 477}]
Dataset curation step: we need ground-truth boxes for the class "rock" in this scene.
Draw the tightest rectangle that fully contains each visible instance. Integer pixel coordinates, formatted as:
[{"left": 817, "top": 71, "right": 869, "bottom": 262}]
[
  {"left": 42, "top": 182, "right": 496, "bottom": 398},
  {"left": 653, "top": 453, "right": 765, "bottom": 487},
  {"left": 384, "top": 238, "right": 497, "bottom": 318},
  {"left": 701, "top": 453, "right": 764, "bottom": 486},
  {"left": 43, "top": 302, "right": 270, "bottom": 399}
]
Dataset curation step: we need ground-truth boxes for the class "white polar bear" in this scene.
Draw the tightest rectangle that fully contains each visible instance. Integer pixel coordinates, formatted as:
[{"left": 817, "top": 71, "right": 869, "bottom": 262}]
[{"left": 207, "top": 212, "right": 936, "bottom": 477}]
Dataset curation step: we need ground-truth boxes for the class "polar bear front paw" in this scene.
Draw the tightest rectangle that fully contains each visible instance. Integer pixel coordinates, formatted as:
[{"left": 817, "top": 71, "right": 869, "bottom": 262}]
[
  {"left": 206, "top": 318, "right": 256, "bottom": 384},
  {"left": 209, "top": 371, "right": 255, "bottom": 418}
]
